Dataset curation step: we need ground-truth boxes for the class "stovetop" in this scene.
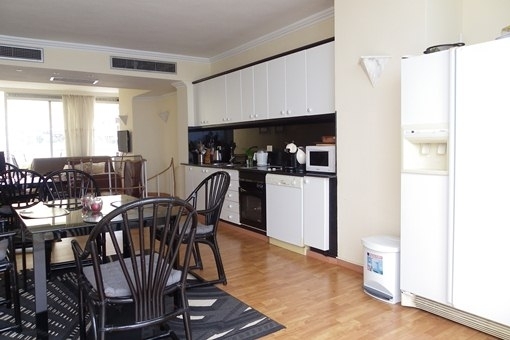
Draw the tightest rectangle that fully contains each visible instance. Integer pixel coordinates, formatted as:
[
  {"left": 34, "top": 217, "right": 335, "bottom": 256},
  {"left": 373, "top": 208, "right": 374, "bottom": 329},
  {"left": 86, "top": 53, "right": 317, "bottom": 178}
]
[{"left": 240, "top": 165, "right": 306, "bottom": 174}]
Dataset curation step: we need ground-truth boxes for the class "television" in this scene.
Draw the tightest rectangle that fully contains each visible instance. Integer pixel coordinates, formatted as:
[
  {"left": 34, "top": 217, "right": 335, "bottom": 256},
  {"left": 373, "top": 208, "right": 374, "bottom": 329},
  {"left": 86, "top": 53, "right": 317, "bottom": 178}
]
[{"left": 117, "top": 130, "right": 131, "bottom": 153}]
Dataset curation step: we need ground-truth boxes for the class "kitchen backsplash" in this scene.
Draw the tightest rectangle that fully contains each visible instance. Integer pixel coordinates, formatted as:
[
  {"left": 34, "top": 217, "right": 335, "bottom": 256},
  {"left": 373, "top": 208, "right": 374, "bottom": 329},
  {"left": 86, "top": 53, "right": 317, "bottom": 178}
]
[{"left": 188, "top": 114, "right": 335, "bottom": 164}]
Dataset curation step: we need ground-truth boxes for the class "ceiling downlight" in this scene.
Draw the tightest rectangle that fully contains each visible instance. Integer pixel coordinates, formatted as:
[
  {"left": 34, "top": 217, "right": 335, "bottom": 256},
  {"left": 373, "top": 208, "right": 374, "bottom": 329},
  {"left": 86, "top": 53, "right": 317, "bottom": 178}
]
[{"left": 49, "top": 76, "right": 99, "bottom": 85}]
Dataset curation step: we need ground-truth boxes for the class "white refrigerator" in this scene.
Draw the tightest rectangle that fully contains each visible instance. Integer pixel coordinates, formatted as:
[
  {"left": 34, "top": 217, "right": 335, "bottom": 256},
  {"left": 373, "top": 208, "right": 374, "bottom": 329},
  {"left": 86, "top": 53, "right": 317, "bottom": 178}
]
[{"left": 400, "top": 37, "right": 510, "bottom": 336}]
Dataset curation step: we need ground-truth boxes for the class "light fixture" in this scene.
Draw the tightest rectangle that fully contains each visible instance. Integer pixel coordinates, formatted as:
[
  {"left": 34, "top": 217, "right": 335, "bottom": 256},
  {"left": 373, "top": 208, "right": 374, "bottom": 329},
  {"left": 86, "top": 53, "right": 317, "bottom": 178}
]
[
  {"left": 49, "top": 76, "right": 99, "bottom": 85},
  {"left": 158, "top": 111, "right": 169, "bottom": 123},
  {"left": 360, "top": 56, "right": 391, "bottom": 87},
  {"left": 118, "top": 115, "right": 128, "bottom": 125}
]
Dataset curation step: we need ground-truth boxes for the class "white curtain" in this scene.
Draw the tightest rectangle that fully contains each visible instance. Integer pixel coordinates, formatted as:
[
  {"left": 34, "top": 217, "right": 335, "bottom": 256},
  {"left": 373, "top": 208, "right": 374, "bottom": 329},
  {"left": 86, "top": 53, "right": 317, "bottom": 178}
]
[{"left": 63, "top": 95, "right": 95, "bottom": 156}]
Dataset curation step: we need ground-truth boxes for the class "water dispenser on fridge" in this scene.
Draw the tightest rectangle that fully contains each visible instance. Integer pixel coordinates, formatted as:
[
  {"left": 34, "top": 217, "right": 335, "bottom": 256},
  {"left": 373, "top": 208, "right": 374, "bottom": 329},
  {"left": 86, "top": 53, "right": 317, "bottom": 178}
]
[{"left": 401, "top": 125, "right": 448, "bottom": 174}]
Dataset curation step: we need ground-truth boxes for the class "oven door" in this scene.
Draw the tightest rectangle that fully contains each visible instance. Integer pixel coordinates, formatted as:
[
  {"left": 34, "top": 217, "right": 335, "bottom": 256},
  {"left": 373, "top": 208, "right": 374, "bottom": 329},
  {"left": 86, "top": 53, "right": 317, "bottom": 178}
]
[{"left": 239, "top": 180, "right": 266, "bottom": 233}]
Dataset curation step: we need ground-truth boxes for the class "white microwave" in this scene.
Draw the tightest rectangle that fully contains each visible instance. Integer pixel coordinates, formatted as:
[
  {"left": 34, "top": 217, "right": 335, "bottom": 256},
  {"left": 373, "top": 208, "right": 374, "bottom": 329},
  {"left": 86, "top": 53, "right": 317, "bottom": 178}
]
[{"left": 306, "top": 145, "right": 336, "bottom": 173}]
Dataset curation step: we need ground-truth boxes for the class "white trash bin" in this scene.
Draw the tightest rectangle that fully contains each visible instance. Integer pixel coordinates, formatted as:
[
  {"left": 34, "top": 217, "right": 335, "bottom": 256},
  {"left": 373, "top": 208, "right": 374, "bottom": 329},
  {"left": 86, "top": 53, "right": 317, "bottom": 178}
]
[{"left": 361, "top": 235, "right": 400, "bottom": 304}]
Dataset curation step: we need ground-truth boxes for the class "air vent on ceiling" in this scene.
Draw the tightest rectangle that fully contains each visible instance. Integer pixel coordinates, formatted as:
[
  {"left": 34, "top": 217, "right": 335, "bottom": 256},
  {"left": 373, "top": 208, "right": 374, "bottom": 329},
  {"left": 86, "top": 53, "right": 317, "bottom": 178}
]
[
  {"left": 111, "top": 57, "right": 176, "bottom": 74},
  {"left": 0, "top": 44, "right": 43, "bottom": 62}
]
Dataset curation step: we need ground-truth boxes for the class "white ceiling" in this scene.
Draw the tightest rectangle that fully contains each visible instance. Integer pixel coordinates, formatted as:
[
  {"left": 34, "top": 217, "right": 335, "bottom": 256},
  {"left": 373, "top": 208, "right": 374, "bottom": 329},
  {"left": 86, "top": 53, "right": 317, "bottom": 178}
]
[{"left": 0, "top": 0, "right": 333, "bottom": 94}]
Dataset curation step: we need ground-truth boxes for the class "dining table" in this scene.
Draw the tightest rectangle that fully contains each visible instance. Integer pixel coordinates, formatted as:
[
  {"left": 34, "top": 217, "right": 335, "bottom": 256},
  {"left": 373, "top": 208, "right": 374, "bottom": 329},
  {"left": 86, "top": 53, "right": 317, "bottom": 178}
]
[{"left": 14, "top": 194, "right": 138, "bottom": 340}]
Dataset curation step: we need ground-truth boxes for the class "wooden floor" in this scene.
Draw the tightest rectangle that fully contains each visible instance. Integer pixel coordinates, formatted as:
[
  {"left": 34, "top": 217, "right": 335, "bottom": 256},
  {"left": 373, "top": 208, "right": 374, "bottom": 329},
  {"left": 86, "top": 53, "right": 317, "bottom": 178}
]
[{"left": 25, "top": 222, "right": 496, "bottom": 339}]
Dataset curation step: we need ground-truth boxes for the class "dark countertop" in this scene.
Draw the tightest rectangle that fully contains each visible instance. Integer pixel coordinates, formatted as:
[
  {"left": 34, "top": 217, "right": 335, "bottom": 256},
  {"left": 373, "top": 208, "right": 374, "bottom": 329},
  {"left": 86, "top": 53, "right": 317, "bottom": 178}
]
[{"left": 182, "top": 163, "right": 337, "bottom": 179}]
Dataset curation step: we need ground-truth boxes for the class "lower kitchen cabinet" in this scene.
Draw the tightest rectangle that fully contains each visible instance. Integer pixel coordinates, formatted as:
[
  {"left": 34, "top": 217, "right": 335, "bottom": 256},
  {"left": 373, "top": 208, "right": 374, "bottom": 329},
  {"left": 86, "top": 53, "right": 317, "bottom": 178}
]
[
  {"left": 184, "top": 165, "right": 240, "bottom": 224},
  {"left": 303, "top": 176, "right": 337, "bottom": 256},
  {"left": 220, "top": 170, "right": 240, "bottom": 224}
]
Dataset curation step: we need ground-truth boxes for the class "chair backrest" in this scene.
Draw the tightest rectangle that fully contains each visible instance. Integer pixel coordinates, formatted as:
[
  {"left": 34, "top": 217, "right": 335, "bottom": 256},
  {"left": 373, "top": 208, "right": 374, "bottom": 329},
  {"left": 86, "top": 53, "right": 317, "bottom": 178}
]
[
  {"left": 42, "top": 168, "right": 100, "bottom": 202},
  {"left": 0, "top": 169, "right": 44, "bottom": 209},
  {"left": 3, "top": 163, "right": 18, "bottom": 173},
  {"left": 74, "top": 197, "right": 198, "bottom": 324},
  {"left": 187, "top": 171, "right": 230, "bottom": 227}
]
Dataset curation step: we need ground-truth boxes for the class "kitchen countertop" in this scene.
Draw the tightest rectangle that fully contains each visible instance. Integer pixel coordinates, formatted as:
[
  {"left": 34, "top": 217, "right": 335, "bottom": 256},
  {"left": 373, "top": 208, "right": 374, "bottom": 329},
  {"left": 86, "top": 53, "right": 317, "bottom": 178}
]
[{"left": 182, "top": 163, "right": 337, "bottom": 178}]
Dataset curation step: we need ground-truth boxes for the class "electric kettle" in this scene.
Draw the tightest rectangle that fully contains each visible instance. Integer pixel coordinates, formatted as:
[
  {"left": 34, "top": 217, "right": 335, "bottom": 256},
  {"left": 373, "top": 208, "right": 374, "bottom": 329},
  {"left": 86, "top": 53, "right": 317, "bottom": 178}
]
[{"left": 254, "top": 150, "right": 268, "bottom": 166}]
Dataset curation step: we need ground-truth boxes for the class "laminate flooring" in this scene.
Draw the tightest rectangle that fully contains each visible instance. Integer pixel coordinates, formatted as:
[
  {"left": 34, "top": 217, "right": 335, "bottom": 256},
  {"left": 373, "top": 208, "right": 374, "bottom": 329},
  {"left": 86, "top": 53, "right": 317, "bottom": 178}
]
[{"left": 24, "top": 222, "right": 496, "bottom": 339}]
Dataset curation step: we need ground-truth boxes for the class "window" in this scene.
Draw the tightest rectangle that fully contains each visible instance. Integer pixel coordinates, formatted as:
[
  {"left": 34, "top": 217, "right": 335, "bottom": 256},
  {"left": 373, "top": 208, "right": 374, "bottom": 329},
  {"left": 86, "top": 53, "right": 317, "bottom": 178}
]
[
  {"left": 2, "top": 94, "right": 119, "bottom": 168},
  {"left": 94, "top": 100, "right": 120, "bottom": 156}
]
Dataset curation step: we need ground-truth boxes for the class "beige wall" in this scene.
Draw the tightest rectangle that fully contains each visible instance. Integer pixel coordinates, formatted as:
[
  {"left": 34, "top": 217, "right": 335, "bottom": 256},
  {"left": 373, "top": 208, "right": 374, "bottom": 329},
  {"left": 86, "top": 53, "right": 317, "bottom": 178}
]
[
  {"left": 334, "top": 0, "right": 510, "bottom": 266},
  {"left": 210, "top": 16, "right": 334, "bottom": 73}
]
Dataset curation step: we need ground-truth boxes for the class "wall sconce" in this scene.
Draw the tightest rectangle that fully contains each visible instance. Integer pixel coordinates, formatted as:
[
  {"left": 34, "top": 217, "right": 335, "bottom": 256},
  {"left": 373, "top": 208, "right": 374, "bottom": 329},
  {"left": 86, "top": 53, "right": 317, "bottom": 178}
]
[
  {"left": 158, "top": 111, "right": 169, "bottom": 123},
  {"left": 118, "top": 115, "right": 128, "bottom": 125},
  {"left": 360, "top": 56, "right": 391, "bottom": 87}
]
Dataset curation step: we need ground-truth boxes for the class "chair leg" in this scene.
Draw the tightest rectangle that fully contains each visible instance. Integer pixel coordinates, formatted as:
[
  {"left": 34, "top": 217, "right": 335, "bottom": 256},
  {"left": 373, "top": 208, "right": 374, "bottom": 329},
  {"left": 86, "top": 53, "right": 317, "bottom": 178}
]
[
  {"left": 192, "top": 242, "right": 203, "bottom": 269},
  {"left": 0, "top": 264, "right": 22, "bottom": 333},
  {"left": 179, "top": 290, "right": 192, "bottom": 340},
  {"left": 78, "top": 286, "right": 86, "bottom": 339},
  {"left": 4, "top": 270, "right": 11, "bottom": 307},
  {"left": 10, "top": 265, "right": 21, "bottom": 332},
  {"left": 188, "top": 238, "right": 227, "bottom": 287}
]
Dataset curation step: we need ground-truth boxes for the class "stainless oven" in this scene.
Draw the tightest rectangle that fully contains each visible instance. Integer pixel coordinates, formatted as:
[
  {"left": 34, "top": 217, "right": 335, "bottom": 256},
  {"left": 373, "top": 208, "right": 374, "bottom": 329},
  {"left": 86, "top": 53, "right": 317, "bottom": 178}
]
[{"left": 239, "top": 170, "right": 266, "bottom": 233}]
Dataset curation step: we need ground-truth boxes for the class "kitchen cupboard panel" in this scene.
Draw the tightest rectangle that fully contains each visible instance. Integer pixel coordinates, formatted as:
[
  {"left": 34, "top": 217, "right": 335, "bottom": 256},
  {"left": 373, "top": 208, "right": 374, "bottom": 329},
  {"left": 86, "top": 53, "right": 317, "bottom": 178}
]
[
  {"left": 306, "top": 41, "right": 335, "bottom": 115},
  {"left": 241, "top": 67, "right": 255, "bottom": 121},
  {"left": 252, "top": 63, "right": 269, "bottom": 121},
  {"left": 267, "top": 51, "right": 307, "bottom": 119},
  {"left": 267, "top": 57, "right": 286, "bottom": 118},
  {"left": 303, "top": 176, "right": 329, "bottom": 250},
  {"left": 195, "top": 76, "right": 226, "bottom": 126},
  {"left": 286, "top": 51, "right": 307, "bottom": 116},
  {"left": 225, "top": 72, "right": 242, "bottom": 123}
]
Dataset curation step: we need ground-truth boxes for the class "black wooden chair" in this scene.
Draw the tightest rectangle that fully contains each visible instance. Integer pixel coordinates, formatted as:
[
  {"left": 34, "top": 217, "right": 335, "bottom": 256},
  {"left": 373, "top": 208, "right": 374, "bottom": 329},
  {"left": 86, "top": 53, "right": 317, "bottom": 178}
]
[
  {"left": 42, "top": 169, "right": 102, "bottom": 273},
  {"left": 0, "top": 168, "right": 44, "bottom": 289},
  {"left": 72, "top": 197, "right": 198, "bottom": 340},
  {"left": 183, "top": 171, "right": 230, "bottom": 287},
  {"left": 0, "top": 230, "right": 22, "bottom": 333},
  {"left": 42, "top": 168, "right": 101, "bottom": 206}
]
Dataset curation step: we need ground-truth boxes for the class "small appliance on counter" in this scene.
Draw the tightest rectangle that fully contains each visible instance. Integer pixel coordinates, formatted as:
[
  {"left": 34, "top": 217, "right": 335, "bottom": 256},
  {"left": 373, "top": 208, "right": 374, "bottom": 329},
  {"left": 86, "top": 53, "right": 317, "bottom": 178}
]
[
  {"left": 284, "top": 142, "right": 306, "bottom": 173},
  {"left": 306, "top": 144, "right": 336, "bottom": 173},
  {"left": 253, "top": 149, "right": 268, "bottom": 166}
]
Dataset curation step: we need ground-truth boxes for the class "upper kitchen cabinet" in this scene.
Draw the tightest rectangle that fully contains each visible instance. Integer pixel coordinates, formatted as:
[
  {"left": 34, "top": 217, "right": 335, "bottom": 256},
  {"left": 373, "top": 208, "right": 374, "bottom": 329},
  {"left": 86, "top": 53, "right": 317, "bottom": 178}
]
[
  {"left": 306, "top": 41, "right": 335, "bottom": 115},
  {"left": 251, "top": 63, "right": 269, "bottom": 121},
  {"left": 192, "top": 39, "right": 334, "bottom": 127},
  {"left": 194, "top": 73, "right": 242, "bottom": 126},
  {"left": 195, "top": 76, "right": 225, "bottom": 126},
  {"left": 267, "top": 51, "right": 307, "bottom": 119},
  {"left": 225, "top": 72, "right": 242, "bottom": 123},
  {"left": 241, "top": 64, "right": 269, "bottom": 122}
]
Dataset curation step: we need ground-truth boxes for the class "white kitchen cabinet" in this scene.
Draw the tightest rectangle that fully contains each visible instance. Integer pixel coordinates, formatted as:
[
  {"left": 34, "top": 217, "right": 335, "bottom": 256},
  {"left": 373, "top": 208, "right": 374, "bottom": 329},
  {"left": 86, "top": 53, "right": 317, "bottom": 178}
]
[
  {"left": 306, "top": 41, "right": 335, "bottom": 115},
  {"left": 240, "top": 67, "right": 254, "bottom": 121},
  {"left": 303, "top": 176, "right": 330, "bottom": 250},
  {"left": 194, "top": 73, "right": 241, "bottom": 126},
  {"left": 220, "top": 169, "right": 239, "bottom": 224},
  {"left": 194, "top": 76, "right": 226, "bottom": 126},
  {"left": 251, "top": 63, "right": 269, "bottom": 121},
  {"left": 193, "top": 40, "right": 334, "bottom": 126},
  {"left": 267, "top": 51, "right": 307, "bottom": 119},
  {"left": 224, "top": 72, "right": 242, "bottom": 124},
  {"left": 184, "top": 165, "right": 239, "bottom": 224}
]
